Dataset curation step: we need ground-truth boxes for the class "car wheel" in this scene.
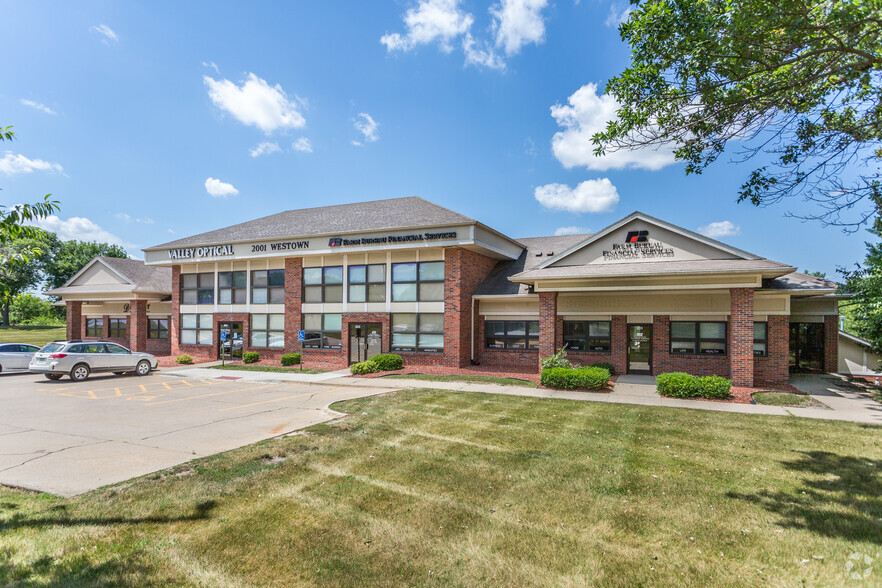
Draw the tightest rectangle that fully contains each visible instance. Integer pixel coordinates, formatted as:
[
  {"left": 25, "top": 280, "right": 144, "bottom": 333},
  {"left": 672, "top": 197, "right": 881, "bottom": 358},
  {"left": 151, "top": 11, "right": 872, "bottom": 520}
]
[
  {"left": 44, "top": 373, "right": 63, "bottom": 380},
  {"left": 135, "top": 360, "right": 152, "bottom": 376},
  {"left": 70, "top": 363, "right": 91, "bottom": 382}
]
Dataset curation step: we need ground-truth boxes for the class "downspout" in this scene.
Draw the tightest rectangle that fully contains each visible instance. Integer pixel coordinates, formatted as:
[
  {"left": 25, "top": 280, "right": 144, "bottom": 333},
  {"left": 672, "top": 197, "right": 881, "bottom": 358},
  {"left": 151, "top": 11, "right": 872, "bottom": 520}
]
[{"left": 470, "top": 297, "right": 475, "bottom": 364}]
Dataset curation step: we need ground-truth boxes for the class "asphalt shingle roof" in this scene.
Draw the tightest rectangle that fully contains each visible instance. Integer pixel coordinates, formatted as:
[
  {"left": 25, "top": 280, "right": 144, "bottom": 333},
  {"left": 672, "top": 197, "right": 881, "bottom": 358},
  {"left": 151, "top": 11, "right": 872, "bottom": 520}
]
[{"left": 763, "top": 272, "right": 839, "bottom": 292}]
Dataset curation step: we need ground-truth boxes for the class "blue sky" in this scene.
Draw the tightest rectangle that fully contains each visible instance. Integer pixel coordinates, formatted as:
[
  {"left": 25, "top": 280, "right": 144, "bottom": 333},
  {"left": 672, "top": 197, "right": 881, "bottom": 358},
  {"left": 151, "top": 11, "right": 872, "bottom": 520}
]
[{"left": 0, "top": 0, "right": 869, "bottom": 277}]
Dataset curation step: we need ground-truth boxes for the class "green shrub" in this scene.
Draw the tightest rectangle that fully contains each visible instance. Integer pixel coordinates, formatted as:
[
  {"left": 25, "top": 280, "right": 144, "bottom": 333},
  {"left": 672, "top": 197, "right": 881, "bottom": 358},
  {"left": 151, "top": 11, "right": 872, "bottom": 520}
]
[
  {"left": 540, "top": 346, "right": 572, "bottom": 370},
  {"left": 589, "top": 362, "right": 616, "bottom": 376},
  {"left": 371, "top": 353, "right": 403, "bottom": 371},
  {"left": 698, "top": 375, "right": 732, "bottom": 399},
  {"left": 350, "top": 359, "right": 380, "bottom": 375},
  {"left": 541, "top": 366, "right": 610, "bottom": 390},
  {"left": 280, "top": 353, "right": 301, "bottom": 366},
  {"left": 243, "top": 351, "right": 260, "bottom": 364},
  {"left": 656, "top": 372, "right": 701, "bottom": 398},
  {"left": 175, "top": 354, "right": 193, "bottom": 365}
]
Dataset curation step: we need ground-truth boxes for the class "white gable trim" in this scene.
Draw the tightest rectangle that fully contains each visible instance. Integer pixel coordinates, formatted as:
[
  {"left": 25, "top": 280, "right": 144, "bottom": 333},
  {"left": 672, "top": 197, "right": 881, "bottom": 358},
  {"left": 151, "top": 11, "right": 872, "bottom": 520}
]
[
  {"left": 535, "top": 211, "right": 762, "bottom": 270},
  {"left": 60, "top": 257, "right": 134, "bottom": 289}
]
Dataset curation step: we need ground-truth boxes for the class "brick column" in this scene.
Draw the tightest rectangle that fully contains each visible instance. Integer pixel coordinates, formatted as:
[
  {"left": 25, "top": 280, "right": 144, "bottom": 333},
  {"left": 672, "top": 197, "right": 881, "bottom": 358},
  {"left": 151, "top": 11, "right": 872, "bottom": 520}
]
[
  {"left": 610, "top": 315, "right": 628, "bottom": 375},
  {"left": 444, "top": 247, "right": 498, "bottom": 368},
  {"left": 285, "top": 257, "right": 303, "bottom": 354},
  {"left": 170, "top": 265, "right": 181, "bottom": 355},
  {"left": 67, "top": 301, "right": 82, "bottom": 340},
  {"left": 128, "top": 299, "right": 148, "bottom": 352},
  {"left": 729, "top": 288, "right": 755, "bottom": 387},
  {"left": 102, "top": 315, "right": 110, "bottom": 339},
  {"left": 539, "top": 291, "right": 558, "bottom": 367},
  {"left": 824, "top": 314, "right": 839, "bottom": 373}
]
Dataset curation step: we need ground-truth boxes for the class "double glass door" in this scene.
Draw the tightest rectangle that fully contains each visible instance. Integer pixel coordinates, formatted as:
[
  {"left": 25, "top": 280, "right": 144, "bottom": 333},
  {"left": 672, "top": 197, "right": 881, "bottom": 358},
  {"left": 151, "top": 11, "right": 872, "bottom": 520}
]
[
  {"left": 790, "top": 323, "right": 825, "bottom": 372},
  {"left": 349, "top": 323, "right": 382, "bottom": 364},
  {"left": 218, "top": 322, "right": 244, "bottom": 360}
]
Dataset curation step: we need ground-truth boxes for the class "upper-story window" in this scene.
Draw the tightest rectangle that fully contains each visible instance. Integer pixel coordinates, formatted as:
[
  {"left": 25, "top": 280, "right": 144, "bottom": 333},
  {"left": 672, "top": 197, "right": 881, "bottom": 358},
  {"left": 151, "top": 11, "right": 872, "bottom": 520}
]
[
  {"left": 181, "top": 273, "right": 214, "bottom": 304},
  {"left": 303, "top": 266, "right": 343, "bottom": 303},
  {"left": 218, "top": 271, "right": 247, "bottom": 304},
  {"left": 251, "top": 269, "right": 285, "bottom": 304},
  {"left": 391, "top": 261, "right": 444, "bottom": 302},
  {"left": 348, "top": 264, "right": 385, "bottom": 302}
]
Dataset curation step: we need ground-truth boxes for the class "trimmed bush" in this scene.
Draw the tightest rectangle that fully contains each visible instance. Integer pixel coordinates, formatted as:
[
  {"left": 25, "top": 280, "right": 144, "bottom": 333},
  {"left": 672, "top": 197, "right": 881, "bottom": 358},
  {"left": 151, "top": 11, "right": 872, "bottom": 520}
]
[
  {"left": 698, "top": 375, "right": 732, "bottom": 399},
  {"left": 656, "top": 372, "right": 732, "bottom": 399},
  {"left": 540, "top": 346, "right": 572, "bottom": 370},
  {"left": 589, "top": 362, "right": 616, "bottom": 376},
  {"left": 280, "top": 353, "right": 301, "bottom": 366},
  {"left": 350, "top": 359, "right": 380, "bottom": 375},
  {"left": 243, "top": 351, "right": 260, "bottom": 364},
  {"left": 541, "top": 366, "right": 610, "bottom": 390},
  {"left": 371, "top": 353, "right": 404, "bottom": 371},
  {"left": 175, "top": 354, "right": 193, "bottom": 365}
]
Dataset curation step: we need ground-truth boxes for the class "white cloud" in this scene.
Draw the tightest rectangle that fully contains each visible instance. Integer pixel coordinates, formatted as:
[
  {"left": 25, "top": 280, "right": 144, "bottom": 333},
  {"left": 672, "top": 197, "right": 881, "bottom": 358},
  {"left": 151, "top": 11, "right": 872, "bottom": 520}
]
[
  {"left": 604, "top": 3, "right": 632, "bottom": 27},
  {"left": 204, "top": 73, "right": 306, "bottom": 133},
  {"left": 115, "top": 213, "right": 132, "bottom": 222},
  {"left": 137, "top": 217, "right": 154, "bottom": 225},
  {"left": 0, "top": 152, "right": 63, "bottom": 176},
  {"left": 353, "top": 113, "right": 379, "bottom": 144},
  {"left": 249, "top": 141, "right": 281, "bottom": 157},
  {"left": 698, "top": 220, "right": 741, "bottom": 239},
  {"left": 202, "top": 60, "right": 219, "bottom": 73},
  {"left": 292, "top": 137, "right": 313, "bottom": 153},
  {"left": 462, "top": 34, "right": 506, "bottom": 70},
  {"left": 381, "top": 0, "right": 474, "bottom": 53},
  {"left": 20, "top": 99, "right": 56, "bottom": 115},
  {"left": 550, "top": 83, "right": 677, "bottom": 171},
  {"left": 31, "top": 215, "right": 128, "bottom": 247},
  {"left": 534, "top": 178, "right": 620, "bottom": 213},
  {"left": 116, "top": 213, "right": 155, "bottom": 224},
  {"left": 490, "top": 0, "right": 548, "bottom": 56},
  {"left": 205, "top": 177, "right": 239, "bottom": 198},
  {"left": 554, "top": 226, "right": 591, "bottom": 236},
  {"left": 90, "top": 24, "right": 118, "bottom": 44}
]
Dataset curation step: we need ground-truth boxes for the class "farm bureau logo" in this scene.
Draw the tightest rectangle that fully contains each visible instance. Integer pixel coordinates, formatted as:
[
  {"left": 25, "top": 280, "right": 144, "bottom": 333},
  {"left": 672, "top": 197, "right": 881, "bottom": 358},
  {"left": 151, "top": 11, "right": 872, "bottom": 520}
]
[{"left": 625, "top": 230, "right": 649, "bottom": 243}]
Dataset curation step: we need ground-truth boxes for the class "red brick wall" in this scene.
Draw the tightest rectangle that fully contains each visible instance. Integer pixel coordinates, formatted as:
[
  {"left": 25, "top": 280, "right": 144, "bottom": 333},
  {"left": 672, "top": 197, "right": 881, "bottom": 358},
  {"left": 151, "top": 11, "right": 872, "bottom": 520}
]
[
  {"left": 66, "top": 301, "right": 82, "bottom": 340},
  {"left": 538, "top": 292, "right": 558, "bottom": 367},
  {"left": 341, "top": 313, "right": 391, "bottom": 364},
  {"left": 146, "top": 335, "right": 171, "bottom": 356},
  {"left": 652, "top": 315, "right": 730, "bottom": 377},
  {"left": 729, "top": 288, "right": 755, "bottom": 387},
  {"left": 473, "top": 307, "right": 540, "bottom": 370},
  {"left": 445, "top": 247, "right": 499, "bottom": 367},
  {"left": 285, "top": 257, "right": 303, "bottom": 355},
  {"left": 825, "top": 314, "right": 839, "bottom": 373},
  {"left": 755, "top": 315, "right": 789, "bottom": 385},
  {"left": 129, "top": 299, "right": 148, "bottom": 352}
]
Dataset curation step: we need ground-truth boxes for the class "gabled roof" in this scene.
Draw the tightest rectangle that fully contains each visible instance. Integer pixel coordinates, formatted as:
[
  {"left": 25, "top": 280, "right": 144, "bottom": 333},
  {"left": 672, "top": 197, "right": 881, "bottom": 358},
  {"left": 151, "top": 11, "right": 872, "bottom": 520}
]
[
  {"left": 45, "top": 256, "right": 172, "bottom": 297},
  {"left": 145, "top": 197, "right": 480, "bottom": 251},
  {"left": 511, "top": 258, "right": 795, "bottom": 281},
  {"left": 534, "top": 210, "right": 761, "bottom": 270}
]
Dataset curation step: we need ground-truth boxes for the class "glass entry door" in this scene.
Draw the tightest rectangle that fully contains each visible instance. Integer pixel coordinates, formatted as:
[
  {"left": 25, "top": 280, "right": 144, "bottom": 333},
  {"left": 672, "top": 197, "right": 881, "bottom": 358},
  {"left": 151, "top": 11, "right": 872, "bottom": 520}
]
[
  {"left": 349, "top": 323, "right": 382, "bottom": 364},
  {"left": 628, "top": 324, "right": 652, "bottom": 374},
  {"left": 790, "top": 323, "right": 825, "bottom": 372},
  {"left": 218, "top": 322, "right": 244, "bottom": 360}
]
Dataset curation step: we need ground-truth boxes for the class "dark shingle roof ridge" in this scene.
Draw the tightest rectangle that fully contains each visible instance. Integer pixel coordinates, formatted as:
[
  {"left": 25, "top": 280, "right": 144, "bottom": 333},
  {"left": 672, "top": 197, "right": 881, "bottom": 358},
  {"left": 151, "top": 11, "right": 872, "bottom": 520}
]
[{"left": 98, "top": 256, "right": 172, "bottom": 290}]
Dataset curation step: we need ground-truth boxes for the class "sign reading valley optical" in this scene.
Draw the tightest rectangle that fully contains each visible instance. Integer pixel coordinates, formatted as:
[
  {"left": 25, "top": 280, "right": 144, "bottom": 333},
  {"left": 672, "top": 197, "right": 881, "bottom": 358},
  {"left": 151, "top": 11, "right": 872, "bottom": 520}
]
[
  {"left": 168, "top": 244, "right": 235, "bottom": 260},
  {"left": 328, "top": 231, "right": 458, "bottom": 248},
  {"left": 602, "top": 231, "right": 675, "bottom": 261}
]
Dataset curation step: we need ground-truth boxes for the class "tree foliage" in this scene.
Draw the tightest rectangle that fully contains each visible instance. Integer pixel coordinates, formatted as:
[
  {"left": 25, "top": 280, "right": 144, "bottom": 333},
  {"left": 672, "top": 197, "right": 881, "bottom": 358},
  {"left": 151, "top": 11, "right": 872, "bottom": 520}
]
[
  {"left": 840, "top": 217, "right": 882, "bottom": 350},
  {"left": 594, "top": 0, "right": 882, "bottom": 229}
]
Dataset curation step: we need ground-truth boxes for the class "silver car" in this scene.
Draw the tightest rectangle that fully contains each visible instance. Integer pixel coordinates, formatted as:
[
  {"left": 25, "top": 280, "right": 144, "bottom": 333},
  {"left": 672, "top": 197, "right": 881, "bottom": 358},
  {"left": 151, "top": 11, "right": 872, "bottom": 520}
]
[
  {"left": 29, "top": 340, "right": 158, "bottom": 382},
  {"left": 0, "top": 343, "right": 41, "bottom": 373}
]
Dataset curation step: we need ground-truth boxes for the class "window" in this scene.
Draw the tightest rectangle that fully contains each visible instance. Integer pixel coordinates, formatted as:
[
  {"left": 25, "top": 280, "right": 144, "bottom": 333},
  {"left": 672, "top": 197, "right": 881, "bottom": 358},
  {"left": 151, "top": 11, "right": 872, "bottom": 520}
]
[
  {"left": 753, "top": 322, "right": 768, "bottom": 357},
  {"left": 391, "top": 313, "right": 444, "bottom": 352},
  {"left": 251, "top": 314, "right": 285, "bottom": 348},
  {"left": 670, "top": 321, "right": 727, "bottom": 355},
  {"left": 106, "top": 344, "right": 130, "bottom": 354},
  {"left": 303, "top": 267, "right": 343, "bottom": 303},
  {"left": 348, "top": 264, "right": 386, "bottom": 302},
  {"left": 181, "top": 273, "right": 214, "bottom": 305},
  {"left": 391, "top": 261, "right": 444, "bottom": 302},
  {"left": 108, "top": 318, "right": 127, "bottom": 338},
  {"left": 301, "top": 313, "right": 342, "bottom": 349},
  {"left": 148, "top": 318, "right": 169, "bottom": 340},
  {"left": 218, "top": 271, "right": 247, "bottom": 304},
  {"left": 485, "top": 321, "right": 539, "bottom": 350},
  {"left": 85, "top": 318, "right": 102, "bottom": 338},
  {"left": 251, "top": 269, "right": 285, "bottom": 304},
  {"left": 562, "top": 321, "right": 611, "bottom": 352},
  {"left": 181, "top": 314, "right": 213, "bottom": 345}
]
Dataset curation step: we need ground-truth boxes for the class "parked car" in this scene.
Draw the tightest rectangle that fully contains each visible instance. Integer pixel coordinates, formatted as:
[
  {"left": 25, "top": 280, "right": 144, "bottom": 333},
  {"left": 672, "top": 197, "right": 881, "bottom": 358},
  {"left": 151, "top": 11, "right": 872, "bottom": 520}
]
[
  {"left": 29, "top": 340, "right": 158, "bottom": 382},
  {"left": 0, "top": 343, "right": 41, "bottom": 373}
]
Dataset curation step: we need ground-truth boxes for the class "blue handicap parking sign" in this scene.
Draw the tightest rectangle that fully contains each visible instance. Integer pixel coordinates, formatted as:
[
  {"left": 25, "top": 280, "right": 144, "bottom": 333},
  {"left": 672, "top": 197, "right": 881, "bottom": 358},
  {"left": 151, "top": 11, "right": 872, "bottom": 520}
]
[
  {"left": 220, "top": 331, "right": 227, "bottom": 342},
  {"left": 298, "top": 330, "right": 305, "bottom": 342}
]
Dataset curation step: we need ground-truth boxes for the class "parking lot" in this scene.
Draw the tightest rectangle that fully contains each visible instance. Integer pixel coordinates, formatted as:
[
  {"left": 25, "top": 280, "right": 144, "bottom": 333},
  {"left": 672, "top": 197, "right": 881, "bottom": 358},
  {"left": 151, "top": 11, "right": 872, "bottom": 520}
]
[{"left": 0, "top": 371, "right": 396, "bottom": 496}]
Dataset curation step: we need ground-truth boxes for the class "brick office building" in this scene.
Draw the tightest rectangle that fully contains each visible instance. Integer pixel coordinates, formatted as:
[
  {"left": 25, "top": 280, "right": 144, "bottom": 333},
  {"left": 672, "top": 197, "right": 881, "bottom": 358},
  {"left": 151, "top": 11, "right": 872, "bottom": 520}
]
[{"left": 56, "top": 197, "right": 840, "bottom": 386}]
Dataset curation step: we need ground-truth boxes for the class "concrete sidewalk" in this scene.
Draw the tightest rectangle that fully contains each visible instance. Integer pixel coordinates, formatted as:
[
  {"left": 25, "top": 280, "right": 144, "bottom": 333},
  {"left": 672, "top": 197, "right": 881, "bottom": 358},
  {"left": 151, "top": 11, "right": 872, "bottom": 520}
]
[{"left": 162, "top": 366, "right": 353, "bottom": 383}]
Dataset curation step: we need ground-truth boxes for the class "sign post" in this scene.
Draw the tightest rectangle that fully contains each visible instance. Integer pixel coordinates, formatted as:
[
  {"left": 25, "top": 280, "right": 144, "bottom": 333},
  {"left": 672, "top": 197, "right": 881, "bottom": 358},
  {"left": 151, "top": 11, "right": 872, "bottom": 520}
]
[
  {"left": 220, "top": 330, "right": 227, "bottom": 366},
  {"left": 298, "top": 330, "right": 305, "bottom": 372}
]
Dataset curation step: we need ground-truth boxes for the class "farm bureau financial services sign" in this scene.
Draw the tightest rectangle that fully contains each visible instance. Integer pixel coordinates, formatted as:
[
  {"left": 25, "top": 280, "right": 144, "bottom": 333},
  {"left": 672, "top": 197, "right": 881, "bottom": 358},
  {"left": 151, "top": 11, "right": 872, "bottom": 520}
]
[{"left": 602, "top": 242, "right": 675, "bottom": 261}]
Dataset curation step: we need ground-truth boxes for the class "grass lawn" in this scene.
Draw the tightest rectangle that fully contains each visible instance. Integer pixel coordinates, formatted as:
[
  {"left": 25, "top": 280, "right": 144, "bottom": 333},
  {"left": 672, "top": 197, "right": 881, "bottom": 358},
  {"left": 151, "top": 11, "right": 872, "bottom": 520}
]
[
  {"left": 753, "top": 392, "right": 814, "bottom": 407},
  {"left": 209, "top": 364, "right": 328, "bottom": 374},
  {"left": 383, "top": 373, "right": 538, "bottom": 388},
  {"left": 0, "top": 325, "right": 66, "bottom": 347},
  {"left": 1, "top": 390, "right": 880, "bottom": 586}
]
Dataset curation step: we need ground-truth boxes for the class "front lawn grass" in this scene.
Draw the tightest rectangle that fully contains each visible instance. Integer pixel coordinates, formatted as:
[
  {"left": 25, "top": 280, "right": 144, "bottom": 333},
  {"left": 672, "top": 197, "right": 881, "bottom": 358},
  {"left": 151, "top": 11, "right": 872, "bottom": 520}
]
[
  {"left": 753, "top": 391, "right": 813, "bottom": 407},
  {"left": 209, "top": 364, "right": 328, "bottom": 374},
  {"left": 1, "top": 390, "right": 880, "bottom": 586},
  {"left": 382, "top": 373, "right": 538, "bottom": 387},
  {"left": 0, "top": 325, "right": 66, "bottom": 347}
]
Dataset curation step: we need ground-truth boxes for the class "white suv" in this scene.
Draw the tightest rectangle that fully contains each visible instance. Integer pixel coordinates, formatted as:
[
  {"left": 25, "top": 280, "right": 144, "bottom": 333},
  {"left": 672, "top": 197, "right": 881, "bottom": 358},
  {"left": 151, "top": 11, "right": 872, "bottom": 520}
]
[{"left": 29, "top": 340, "right": 158, "bottom": 382}]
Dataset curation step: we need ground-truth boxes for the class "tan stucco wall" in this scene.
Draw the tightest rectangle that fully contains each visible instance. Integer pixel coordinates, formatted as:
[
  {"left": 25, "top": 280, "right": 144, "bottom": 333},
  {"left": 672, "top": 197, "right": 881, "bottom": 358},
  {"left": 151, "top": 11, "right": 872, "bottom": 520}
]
[{"left": 838, "top": 335, "right": 882, "bottom": 375}]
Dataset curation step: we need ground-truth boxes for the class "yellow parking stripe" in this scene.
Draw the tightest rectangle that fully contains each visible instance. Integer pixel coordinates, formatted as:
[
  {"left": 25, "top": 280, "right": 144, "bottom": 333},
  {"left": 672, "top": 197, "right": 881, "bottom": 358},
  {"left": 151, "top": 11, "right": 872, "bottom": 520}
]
[
  {"left": 218, "top": 387, "right": 341, "bottom": 412},
  {"left": 144, "top": 383, "right": 275, "bottom": 406}
]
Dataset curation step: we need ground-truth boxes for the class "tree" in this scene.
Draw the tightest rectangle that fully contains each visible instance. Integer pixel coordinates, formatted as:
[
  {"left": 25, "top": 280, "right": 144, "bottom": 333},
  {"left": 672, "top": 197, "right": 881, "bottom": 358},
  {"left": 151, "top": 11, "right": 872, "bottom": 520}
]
[
  {"left": 594, "top": 0, "right": 882, "bottom": 229},
  {"left": 40, "top": 235, "right": 128, "bottom": 291},
  {"left": 0, "top": 234, "right": 50, "bottom": 326},
  {"left": 840, "top": 212, "right": 882, "bottom": 350},
  {"left": 10, "top": 293, "right": 56, "bottom": 325}
]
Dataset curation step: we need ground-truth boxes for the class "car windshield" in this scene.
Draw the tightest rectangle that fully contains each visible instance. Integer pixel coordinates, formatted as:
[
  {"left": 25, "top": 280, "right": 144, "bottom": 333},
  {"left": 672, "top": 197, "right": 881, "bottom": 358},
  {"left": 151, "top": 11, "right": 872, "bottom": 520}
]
[{"left": 40, "top": 343, "right": 65, "bottom": 353}]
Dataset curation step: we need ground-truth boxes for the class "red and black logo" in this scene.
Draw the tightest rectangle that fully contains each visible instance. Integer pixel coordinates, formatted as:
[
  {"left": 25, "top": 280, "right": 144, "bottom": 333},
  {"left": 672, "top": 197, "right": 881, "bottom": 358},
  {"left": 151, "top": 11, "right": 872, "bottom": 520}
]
[
  {"left": 328, "top": 237, "right": 342, "bottom": 247},
  {"left": 625, "top": 230, "right": 649, "bottom": 243}
]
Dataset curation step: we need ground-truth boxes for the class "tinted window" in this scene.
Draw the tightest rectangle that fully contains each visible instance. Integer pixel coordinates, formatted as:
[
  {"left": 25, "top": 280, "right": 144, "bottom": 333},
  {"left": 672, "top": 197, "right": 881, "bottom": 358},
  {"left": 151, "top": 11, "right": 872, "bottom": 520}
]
[
  {"left": 23, "top": 345, "right": 39, "bottom": 352},
  {"left": 106, "top": 344, "right": 130, "bottom": 354},
  {"left": 40, "top": 343, "right": 65, "bottom": 353},
  {"left": 0, "top": 344, "right": 11, "bottom": 352}
]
